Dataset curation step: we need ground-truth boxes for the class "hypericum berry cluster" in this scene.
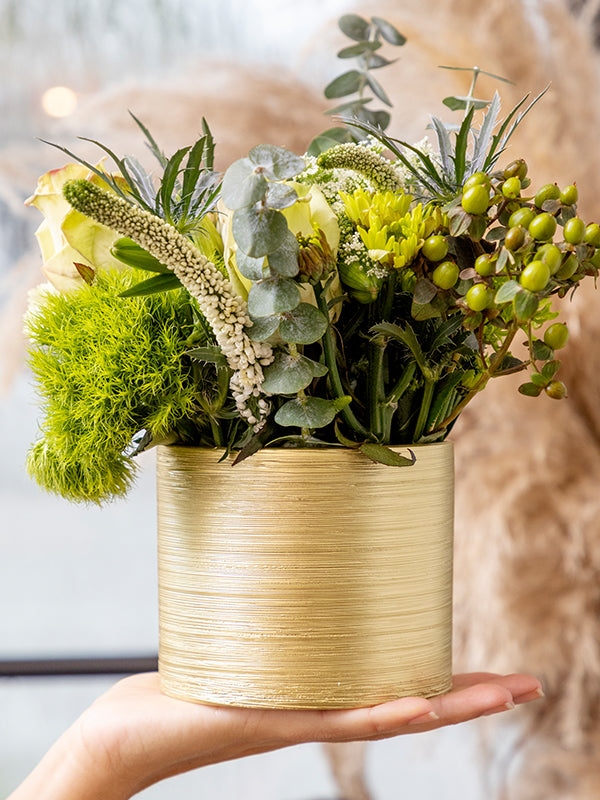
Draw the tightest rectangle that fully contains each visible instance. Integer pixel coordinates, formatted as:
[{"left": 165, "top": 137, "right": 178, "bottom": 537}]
[{"left": 62, "top": 180, "right": 273, "bottom": 424}]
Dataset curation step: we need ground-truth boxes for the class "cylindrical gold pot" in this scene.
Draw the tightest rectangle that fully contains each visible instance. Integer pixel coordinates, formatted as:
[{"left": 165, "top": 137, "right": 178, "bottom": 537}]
[{"left": 157, "top": 442, "right": 454, "bottom": 709}]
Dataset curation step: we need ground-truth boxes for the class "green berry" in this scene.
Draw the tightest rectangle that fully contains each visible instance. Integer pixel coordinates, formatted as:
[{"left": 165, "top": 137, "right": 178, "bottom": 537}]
[
  {"left": 502, "top": 177, "right": 522, "bottom": 199},
  {"left": 505, "top": 225, "right": 526, "bottom": 251},
  {"left": 545, "top": 380, "right": 567, "bottom": 399},
  {"left": 432, "top": 260, "right": 459, "bottom": 290},
  {"left": 584, "top": 223, "right": 600, "bottom": 247},
  {"left": 422, "top": 235, "right": 449, "bottom": 262},
  {"left": 508, "top": 207, "right": 536, "bottom": 229},
  {"left": 536, "top": 243, "right": 563, "bottom": 275},
  {"left": 475, "top": 254, "right": 495, "bottom": 277},
  {"left": 503, "top": 159, "right": 528, "bottom": 181},
  {"left": 555, "top": 253, "right": 578, "bottom": 280},
  {"left": 462, "top": 185, "right": 490, "bottom": 215},
  {"left": 529, "top": 212, "right": 557, "bottom": 241},
  {"left": 534, "top": 183, "right": 561, "bottom": 208},
  {"left": 563, "top": 217, "right": 586, "bottom": 245},
  {"left": 543, "top": 322, "right": 569, "bottom": 350},
  {"left": 560, "top": 184, "right": 578, "bottom": 205},
  {"left": 463, "top": 172, "right": 491, "bottom": 192},
  {"left": 520, "top": 260, "right": 550, "bottom": 292},
  {"left": 465, "top": 284, "right": 493, "bottom": 311}
]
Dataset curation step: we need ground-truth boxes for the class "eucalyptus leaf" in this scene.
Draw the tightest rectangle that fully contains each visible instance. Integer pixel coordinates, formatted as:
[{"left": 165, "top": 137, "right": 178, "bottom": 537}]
[
  {"left": 306, "top": 127, "right": 355, "bottom": 157},
  {"left": 248, "top": 144, "right": 305, "bottom": 180},
  {"left": 236, "top": 250, "right": 266, "bottom": 281},
  {"left": 221, "top": 158, "right": 267, "bottom": 210},
  {"left": 275, "top": 397, "right": 339, "bottom": 429},
  {"left": 371, "top": 16, "right": 407, "bottom": 45},
  {"left": 247, "top": 278, "right": 300, "bottom": 317},
  {"left": 267, "top": 229, "right": 300, "bottom": 277},
  {"left": 324, "top": 70, "right": 363, "bottom": 99},
  {"left": 337, "top": 41, "right": 382, "bottom": 58},
  {"left": 265, "top": 183, "right": 298, "bottom": 210},
  {"left": 365, "top": 73, "right": 392, "bottom": 107},
  {"left": 261, "top": 351, "right": 327, "bottom": 394},
  {"left": 367, "top": 55, "right": 398, "bottom": 70},
  {"left": 442, "top": 95, "right": 490, "bottom": 111},
  {"left": 247, "top": 314, "right": 280, "bottom": 341},
  {"left": 359, "top": 442, "right": 415, "bottom": 466},
  {"left": 338, "top": 13, "right": 371, "bottom": 41},
  {"left": 278, "top": 303, "right": 328, "bottom": 344},
  {"left": 232, "top": 206, "right": 288, "bottom": 257},
  {"left": 324, "top": 98, "right": 373, "bottom": 116}
]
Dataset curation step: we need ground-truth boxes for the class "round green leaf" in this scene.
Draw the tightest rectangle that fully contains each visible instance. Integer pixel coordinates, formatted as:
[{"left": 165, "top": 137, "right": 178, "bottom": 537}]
[
  {"left": 248, "top": 144, "right": 305, "bottom": 180},
  {"left": 221, "top": 158, "right": 267, "bottom": 210},
  {"left": 247, "top": 278, "right": 300, "bottom": 317},
  {"left": 338, "top": 13, "right": 370, "bottom": 41},
  {"left": 265, "top": 182, "right": 298, "bottom": 210},
  {"left": 513, "top": 288, "right": 539, "bottom": 322},
  {"left": 324, "top": 70, "right": 363, "bottom": 99},
  {"left": 246, "top": 314, "right": 280, "bottom": 341},
  {"left": 261, "top": 351, "right": 320, "bottom": 394},
  {"left": 494, "top": 280, "right": 521, "bottom": 304},
  {"left": 278, "top": 303, "right": 328, "bottom": 344},
  {"left": 267, "top": 229, "right": 299, "bottom": 277},
  {"left": 232, "top": 206, "right": 288, "bottom": 257},
  {"left": 275, "top": 397, "right": 338, "bottom": 429},
  {"left": 337, "top": 41, "right": 382, "bottom": 58},
  {"left": 236, "top": 250, "right": 266, "bottom": 281}
]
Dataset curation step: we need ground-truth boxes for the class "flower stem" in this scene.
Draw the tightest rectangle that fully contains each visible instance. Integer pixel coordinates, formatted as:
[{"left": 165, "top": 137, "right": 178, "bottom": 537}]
[
  {"left": 413, "top": 377, "right": 435, "bottom": 441},
  {"left": 314, "top": 283, "right": 371, "bottom": 439}
]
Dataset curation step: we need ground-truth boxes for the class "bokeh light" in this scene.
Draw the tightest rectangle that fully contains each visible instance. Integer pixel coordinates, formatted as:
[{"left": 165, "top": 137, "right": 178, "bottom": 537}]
[{"left": 41, "top": 86, "right": 78, "bottom": 118}]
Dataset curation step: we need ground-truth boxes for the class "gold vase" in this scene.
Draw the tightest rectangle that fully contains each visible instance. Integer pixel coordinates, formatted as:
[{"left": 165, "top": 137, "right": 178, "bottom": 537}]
[{"left": 157, "top": 442, "right": 454, "bottom": 709}]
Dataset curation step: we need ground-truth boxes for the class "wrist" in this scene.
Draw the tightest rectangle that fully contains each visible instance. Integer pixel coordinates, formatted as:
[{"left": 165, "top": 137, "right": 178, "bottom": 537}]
[{"left": 8, "top": 723, "right": 133, "bottom": 800}]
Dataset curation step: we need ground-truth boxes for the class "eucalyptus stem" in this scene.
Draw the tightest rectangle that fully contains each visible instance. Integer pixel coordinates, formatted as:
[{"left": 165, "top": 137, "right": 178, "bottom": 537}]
[{"left": 314, "top": 283, "right": 371, "bottom": 439}]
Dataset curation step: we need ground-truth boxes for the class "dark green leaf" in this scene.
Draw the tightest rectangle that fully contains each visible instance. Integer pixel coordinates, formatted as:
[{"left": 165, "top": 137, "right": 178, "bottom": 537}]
[
  {"left": 111, "top": 238, "right": 169, "bottom": 273},
  {"left": 542, "top": 360, "right": 561, "bottom": 380},
  {"left": 371, "top": 110, "right": 391, "bottom": 129},
  {"left": 275, "top": 397, "right": 339, "bottom": 429},
  {"left": 119, "top": 272, "right": 181, "bottom": 297},
  {"left": 338, "top": 13, "right": 371, "bottom": 41},
  {"left": 532, "top": 339, "right": 553, "bottom": 361},
  {"left": 513, "top": 288, "right": 539, "bottom": 322},
  {"left": 448, "top": 207, "right": 472, "bottom": 237},
  {"left": 411, "top": 300, "right": 442, "bottom": 320},
  {"left": 530, "top": 372, "right": 549, "bottom": 387},
  {"left": 518, "top": 382, "right": 543, "bottom": 397},
  {"left": 185, "top": 345, "right": 228, "bottom": 368},
  {"left": 160, "top": 145, "right": 190, "bottom": 219},
  {"left": 232, "top": 206, "right": 288, "bottom": 257},
  {"left": 443, "top": 95, "right": 489, "bottom": 111},
  {"left": 247, "top": 278, "right": 301, "bottom": 317},
  {"left": 278, "top": 303, "right": 328, "bottom": 344},
  {"left": 453, "top": 105, "right": 475, "bottom": 186},
  {"left": 129, "top": 111, "right": 168, "bottom": 168},
  {"left": 371, "top": 16, "right": 407, "bottom": 45},
  {"left": 413, "top": 278, "right": 437, "bottom": 305},
  {"left": 367, "top": 55, "right": 398, "bottom": 70},
  {"left": 324, "top": 70, "right": 363, "bottom": 99},
  {"left": 359, "top": 442, "right": 415, "bottom": 466},
  {"left": 248, "top": 144, "right": 305, "bottom": 180},
  {"left": 221, "top": 158, "right": 268, "bottom": 210}
]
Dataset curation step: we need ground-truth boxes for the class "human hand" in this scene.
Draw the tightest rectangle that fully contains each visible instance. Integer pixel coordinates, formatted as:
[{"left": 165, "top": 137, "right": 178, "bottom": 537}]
[{"left": 10, "top": 671, "right": 543, "bottom": 800}]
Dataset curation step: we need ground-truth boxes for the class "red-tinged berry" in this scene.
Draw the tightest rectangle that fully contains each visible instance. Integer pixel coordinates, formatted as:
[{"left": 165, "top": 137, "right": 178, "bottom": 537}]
[
  {"left": 505, "top": 225, "right": 526, "bottom": 251},
  {"left": 503, "top": 159, "right": 528, "bottom": 180},
  {"left": 545, "top": 380, "right": 567, "bottom": 399}
]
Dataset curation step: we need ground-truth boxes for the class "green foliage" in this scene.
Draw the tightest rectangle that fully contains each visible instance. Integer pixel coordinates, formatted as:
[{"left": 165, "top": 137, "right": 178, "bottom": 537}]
[
  {"left": 26, "top": 271, "right": 201, "bottom": 503},
  {"left": 307, "top": 14, "right": 406, "bottom": 155}
]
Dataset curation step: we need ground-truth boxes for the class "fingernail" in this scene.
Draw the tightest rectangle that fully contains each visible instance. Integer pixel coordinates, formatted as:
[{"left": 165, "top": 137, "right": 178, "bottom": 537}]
[
  {"left": 482, "top": 701, "right": 515, "bottom": 717},
  {"left": 407, "top": 710, "right": 439, "bottom": 725},
  {"left": 504, "top": 701, "right": 516, "bottom": 711},
  {"left": 534, "top": 686, "right": 545, "bottom": 698}
]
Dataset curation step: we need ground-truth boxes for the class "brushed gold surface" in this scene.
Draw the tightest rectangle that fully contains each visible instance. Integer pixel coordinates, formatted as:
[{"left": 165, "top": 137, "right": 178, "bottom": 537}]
[{"left": 157, "top": 443, "right": 454, "bottom": 708}]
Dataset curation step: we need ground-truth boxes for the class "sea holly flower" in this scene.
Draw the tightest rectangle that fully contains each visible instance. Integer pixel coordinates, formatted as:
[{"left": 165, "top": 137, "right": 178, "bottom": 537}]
[{"left": 25, "top": 163, "right": 126, "bottom": 292}]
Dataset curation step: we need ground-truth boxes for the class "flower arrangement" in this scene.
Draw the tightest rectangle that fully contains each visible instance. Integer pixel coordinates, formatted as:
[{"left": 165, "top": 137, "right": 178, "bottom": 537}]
[{"left": 24, "top": 15, "right": 600, "bottom": 503}]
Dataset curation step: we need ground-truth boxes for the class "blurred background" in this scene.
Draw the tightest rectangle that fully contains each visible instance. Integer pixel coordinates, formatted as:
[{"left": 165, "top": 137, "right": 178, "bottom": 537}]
[{"left": 2, "top": 0, "right": 600, "bottom": 798}]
